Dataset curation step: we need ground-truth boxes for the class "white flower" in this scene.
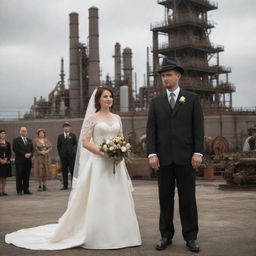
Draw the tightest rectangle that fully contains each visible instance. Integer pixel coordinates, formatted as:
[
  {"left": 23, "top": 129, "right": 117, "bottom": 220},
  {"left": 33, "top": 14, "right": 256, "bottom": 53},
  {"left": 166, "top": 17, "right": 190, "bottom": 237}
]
[
  {"left": 103, "top": 145, "right": 108, "bottom": 152},
  {"left": 121, "top": 146, "right": 127, "bottom": 152},
  {"left": 179, "top": 96, "right": 186, "bottom": 103},
  {"left": 109, "top": 146, "right": 114, "bottom": 151},
  {"left": 126, "top": 143, "right": 131, "bottom": 150},
  {"left": 106, "top": 139, "right": 110, "bottom": 145}
]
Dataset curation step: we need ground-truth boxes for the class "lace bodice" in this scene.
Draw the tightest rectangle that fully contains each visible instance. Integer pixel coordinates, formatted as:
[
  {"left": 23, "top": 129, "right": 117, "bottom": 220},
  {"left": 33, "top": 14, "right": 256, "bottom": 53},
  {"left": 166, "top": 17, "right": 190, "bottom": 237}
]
[{"left": 83, "top": 114, "right": 123, "bottom": 147}]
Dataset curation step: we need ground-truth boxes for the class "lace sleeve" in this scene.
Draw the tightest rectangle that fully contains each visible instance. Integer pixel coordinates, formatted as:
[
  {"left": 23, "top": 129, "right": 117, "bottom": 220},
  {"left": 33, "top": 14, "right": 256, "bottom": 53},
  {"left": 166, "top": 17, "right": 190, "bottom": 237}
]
[
  {"left": 83, "top": 115, "right": 95, "bottom": 140},
  {"left": 118, "top": 115, "right": 124, "bottom": 137}
]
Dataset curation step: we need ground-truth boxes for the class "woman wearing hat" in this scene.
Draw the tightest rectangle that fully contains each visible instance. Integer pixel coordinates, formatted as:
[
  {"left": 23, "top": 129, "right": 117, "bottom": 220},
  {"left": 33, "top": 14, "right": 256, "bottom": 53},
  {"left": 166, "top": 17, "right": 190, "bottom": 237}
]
[
  {"left": 33, "top": 128, "right": 52, "bottom": 191},
  {"left": 0, "top": 129, "right": 12, "bottom": 196}
]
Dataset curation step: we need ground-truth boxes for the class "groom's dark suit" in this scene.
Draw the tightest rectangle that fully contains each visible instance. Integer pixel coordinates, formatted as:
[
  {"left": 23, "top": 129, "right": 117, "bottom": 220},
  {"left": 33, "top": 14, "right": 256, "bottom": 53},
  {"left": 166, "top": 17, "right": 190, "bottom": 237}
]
[{"left": 147, "top": 89, "right": 204, "bottom": 241}]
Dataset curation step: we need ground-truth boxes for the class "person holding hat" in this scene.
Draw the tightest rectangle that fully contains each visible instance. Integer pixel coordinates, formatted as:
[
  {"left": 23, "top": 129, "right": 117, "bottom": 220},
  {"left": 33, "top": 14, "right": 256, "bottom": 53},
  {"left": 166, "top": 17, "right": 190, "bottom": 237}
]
[
  {"left": 147, "top": 57, "right": 204, "bottom": 252},
  {"left": 57, "top": 122, "right": 77, "bottom": 190},
  {"left": 33, "top": 128, "right": 52, "bottom": 191}
]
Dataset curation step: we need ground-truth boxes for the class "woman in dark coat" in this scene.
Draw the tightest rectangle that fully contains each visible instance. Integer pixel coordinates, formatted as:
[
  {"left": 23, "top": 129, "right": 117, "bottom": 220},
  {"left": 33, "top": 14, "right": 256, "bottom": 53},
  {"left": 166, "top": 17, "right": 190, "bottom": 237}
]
[{"left": 0, "top": 129, "right": 12, "bottom": 196}]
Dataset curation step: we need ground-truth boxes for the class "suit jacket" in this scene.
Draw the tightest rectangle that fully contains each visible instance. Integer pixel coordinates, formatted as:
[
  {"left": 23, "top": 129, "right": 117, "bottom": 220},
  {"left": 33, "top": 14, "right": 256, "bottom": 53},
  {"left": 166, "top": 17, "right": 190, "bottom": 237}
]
[
  {"left": 57, "top": 132, "right": 78, "bottom": 159},
  {"left": 13, "top": 137, "right": 34, "bottom": 164},
  {"left": 146, "top": 89, "right": 204, "bottom": 165}
]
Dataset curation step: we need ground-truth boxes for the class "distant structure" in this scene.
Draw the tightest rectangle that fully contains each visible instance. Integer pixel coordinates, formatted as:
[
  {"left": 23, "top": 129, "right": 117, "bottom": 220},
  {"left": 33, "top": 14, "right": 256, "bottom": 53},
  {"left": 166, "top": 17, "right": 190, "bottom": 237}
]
[
  {"left": 26, "top": 7, "right": 135, "bottom": 119},
  {"left": 141, "top": 0, "right": 235, "bottom": 110},
  {"left": 112, "top": 43, "right": 134, "bottom": 111},
  {"left": 68, "top": 8, "right": 100, "bottom": 117},
  {"left": 5, "top": 1, "right": 256, "bottom": 152}
]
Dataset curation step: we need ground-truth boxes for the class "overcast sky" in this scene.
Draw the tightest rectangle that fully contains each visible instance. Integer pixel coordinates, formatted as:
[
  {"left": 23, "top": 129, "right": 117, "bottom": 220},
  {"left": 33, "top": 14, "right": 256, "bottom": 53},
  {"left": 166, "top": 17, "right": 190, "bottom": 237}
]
[{"left": 0, "top": 0, "right": 255, "bottom": 118}]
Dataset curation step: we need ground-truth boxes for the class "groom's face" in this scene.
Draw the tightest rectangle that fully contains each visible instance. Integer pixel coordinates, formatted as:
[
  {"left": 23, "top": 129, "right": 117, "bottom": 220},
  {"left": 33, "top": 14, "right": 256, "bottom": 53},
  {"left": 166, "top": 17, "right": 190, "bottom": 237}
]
[{"left": 161, "top": 70, "right": 181, "bottom": 90}]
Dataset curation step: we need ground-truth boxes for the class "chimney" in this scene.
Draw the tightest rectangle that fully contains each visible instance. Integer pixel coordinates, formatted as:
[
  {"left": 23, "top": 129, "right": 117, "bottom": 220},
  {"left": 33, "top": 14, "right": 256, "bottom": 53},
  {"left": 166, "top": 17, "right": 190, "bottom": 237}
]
[
  {"left": 113, "top": 42, "right": 121, "bottom": 86},
  {"left": 88, "top": 7, "right": 100, "bottom": 95},
  {"left": 122, "top": 47, "right": 133, "bottom": 110},
  {"left": 69, "top": 12, "right": 80, "bottom": 117},
  {"left": 60, "top": 57, "right": 65, "bottom": 91}
]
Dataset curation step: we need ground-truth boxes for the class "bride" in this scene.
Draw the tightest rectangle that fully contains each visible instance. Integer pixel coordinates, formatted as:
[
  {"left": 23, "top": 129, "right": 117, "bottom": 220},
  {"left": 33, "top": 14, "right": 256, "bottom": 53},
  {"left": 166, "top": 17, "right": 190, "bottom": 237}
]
[{"left": 5, "top": 85, "right": 142, "bottom": 250}]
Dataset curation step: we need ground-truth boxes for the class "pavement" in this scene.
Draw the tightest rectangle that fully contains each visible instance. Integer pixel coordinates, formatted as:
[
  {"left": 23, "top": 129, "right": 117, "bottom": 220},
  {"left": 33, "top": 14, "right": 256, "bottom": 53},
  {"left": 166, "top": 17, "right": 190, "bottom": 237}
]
[{"left": 0, "top": 177, "right": 256, "bottom": 256}]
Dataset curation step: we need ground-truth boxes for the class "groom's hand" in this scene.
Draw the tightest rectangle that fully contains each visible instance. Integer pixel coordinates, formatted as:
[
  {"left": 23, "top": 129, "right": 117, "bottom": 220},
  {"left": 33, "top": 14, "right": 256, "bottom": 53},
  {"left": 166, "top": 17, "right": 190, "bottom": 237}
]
[
  {"left": 149, "top": 155, "right": 160, "bottom": 171},
  {"left": 191, "top": 154, "right": 202, "bottom": 169}
]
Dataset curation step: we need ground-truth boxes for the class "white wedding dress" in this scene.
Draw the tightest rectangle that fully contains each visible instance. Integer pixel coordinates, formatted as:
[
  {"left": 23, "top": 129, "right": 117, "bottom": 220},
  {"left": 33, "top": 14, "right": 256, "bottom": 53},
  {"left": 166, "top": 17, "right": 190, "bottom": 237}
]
[{"left": 5, "top": 115, "right": 142, "bottom": 250}]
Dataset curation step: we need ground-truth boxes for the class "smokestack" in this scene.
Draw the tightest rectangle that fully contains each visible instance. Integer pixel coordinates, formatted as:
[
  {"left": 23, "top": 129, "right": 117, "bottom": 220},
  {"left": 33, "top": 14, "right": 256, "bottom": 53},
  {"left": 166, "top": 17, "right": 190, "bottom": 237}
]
[
  {"left": 88, "top": 7, "right": 100, "bottom": 95},
  {"left": 152, "top": 31, "right": 159, "bottom": 89},
  {"left": 60, "top": 57, "right": 65, "bottom": 90},
  {"left": 113, "top": 42, "right": 121, "bottom": 86},
  {"left": 122, "top": 47, "right": 133, "bottom": 110},
  {"left": 69, "top": 12, "right": 80, "bottom": 117}
]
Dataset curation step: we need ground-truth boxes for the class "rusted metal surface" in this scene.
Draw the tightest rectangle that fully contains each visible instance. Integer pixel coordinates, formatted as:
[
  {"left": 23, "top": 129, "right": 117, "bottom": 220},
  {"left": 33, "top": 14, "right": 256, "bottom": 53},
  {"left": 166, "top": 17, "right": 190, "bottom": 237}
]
[{"left": 224, "top": 156, "right": 256, "bottom": 185}]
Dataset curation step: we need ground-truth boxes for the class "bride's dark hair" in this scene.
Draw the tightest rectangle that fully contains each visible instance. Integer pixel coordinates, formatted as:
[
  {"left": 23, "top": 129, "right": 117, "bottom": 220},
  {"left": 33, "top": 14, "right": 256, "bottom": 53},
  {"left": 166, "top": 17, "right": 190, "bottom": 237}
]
[{"left": 94, "top": 85, "right": 114, "bottom": 112}]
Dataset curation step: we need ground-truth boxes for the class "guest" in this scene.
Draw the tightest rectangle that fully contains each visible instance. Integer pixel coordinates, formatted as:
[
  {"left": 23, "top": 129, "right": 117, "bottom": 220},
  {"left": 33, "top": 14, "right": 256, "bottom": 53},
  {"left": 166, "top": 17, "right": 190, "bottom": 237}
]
[
  {"left": 13, "top": 127, "right": 34, "bottom": 195},
  {"left": 57, "top": 122, "right": 77, "bottom": 190},
  {"left": 33, "top": 128, "right": 52, "bottom": 191},
  {"left": 0, "top": 129, "right": 12, "bottom": 196}
]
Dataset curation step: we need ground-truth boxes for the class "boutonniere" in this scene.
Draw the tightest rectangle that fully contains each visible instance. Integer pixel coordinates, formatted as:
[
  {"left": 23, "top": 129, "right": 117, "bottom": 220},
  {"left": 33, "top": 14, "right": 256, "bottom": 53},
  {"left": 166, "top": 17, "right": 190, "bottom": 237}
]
[
  {"left": 68, "top": 136, "right": 72, "bottom": 140},
  {"left": 179, "top": 96, "right": 186, "bottom": 103}
]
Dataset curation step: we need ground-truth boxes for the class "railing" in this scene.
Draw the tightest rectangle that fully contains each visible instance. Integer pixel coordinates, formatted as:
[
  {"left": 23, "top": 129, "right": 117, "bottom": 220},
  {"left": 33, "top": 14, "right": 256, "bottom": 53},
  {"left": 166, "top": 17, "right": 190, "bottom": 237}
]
[
  {"left": 158, "top": 39, "right": 224, "bottom": 52},
  {"left": 151, "top": 16, "right": 215, "bottom": 30},
  {"left": 190, "top": 0, "right": 218, "bottom": 8},
  {"left": 0, "top": 108, "right": 30, "bottom": 121},
  {"left": 180, "top": 78, "right": 235, "bottom": 92},
  {"left": 181, "top": 78, "right": 215, "bottom": 91},
  {"left": 232, "top": 107, "right": 256, "bottom": 112},
  {"left": 217, "top": 82, "right": 236, "bottom": 92},
  {"left": 157, "top": 0, "right": 218, "bottom": 9},
  {"left": 181, "top": 60, "right": 231, "bottom": 73},
  {"left": 204, "top": 106, "right": 256, "bottom": 114}
]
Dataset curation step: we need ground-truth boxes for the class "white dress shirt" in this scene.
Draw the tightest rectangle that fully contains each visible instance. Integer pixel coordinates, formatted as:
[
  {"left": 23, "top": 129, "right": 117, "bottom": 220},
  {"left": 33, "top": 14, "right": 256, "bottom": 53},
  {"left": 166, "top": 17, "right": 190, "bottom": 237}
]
[
  {"left": 167, "top": 87, "right": 180, "bottom": 104},
  {"left": 21, "top": 136, "right": 27, "bottom": 144}
]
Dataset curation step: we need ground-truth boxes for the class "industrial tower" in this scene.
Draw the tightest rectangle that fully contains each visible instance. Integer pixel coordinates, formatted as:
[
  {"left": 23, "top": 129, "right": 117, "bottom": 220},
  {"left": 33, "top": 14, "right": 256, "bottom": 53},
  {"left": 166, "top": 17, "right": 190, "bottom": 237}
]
[{"left": 151, "top": 0, "right": 235, "bottom": 110}]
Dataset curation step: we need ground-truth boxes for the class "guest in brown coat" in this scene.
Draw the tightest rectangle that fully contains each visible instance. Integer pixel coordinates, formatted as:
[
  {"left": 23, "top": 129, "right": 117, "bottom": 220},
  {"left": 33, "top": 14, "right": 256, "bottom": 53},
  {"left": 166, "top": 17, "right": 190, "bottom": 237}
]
[{"left": 33, "top": 128, "right": 52, "bottom": 191}]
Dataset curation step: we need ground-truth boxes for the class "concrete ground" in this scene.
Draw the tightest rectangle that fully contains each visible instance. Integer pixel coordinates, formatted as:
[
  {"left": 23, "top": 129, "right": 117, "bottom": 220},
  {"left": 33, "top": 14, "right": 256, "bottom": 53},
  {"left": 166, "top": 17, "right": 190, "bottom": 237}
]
[{"left": 0, "top": 177, "right": 256, "bottom": 256}]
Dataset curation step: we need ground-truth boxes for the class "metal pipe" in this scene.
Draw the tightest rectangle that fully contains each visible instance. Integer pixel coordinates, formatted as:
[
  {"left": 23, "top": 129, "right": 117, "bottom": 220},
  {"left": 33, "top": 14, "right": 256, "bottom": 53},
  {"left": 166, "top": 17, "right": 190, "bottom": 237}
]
[
  {"left": 88, "top": 7, "right": 100, "bottom": 95},
  {"left": 69, "top": 12, "right": 80, "bottom": 117}
]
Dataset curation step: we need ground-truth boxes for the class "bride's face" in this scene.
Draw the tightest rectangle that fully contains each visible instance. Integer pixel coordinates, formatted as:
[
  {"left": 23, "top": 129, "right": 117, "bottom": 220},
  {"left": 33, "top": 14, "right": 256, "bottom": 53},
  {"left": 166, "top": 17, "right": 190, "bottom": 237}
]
[{"left": 99, "top": 90, "right": 113, "bottom": 109}]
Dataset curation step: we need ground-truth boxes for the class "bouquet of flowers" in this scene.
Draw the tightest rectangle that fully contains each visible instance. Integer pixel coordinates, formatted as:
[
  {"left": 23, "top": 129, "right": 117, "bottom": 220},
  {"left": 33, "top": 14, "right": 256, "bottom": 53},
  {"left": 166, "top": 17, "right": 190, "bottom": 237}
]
[{"left": 100, "top": 136, "right": 132, "bottom": 174}]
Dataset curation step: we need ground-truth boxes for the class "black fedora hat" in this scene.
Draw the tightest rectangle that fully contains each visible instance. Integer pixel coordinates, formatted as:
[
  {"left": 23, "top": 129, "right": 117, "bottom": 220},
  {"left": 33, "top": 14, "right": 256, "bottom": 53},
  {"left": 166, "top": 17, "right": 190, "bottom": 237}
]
[
  {"left": 158, "top": 57, "right": 184, "bottom": 75},
  {"left": 62, "top": 122, "right": 71, "bottom": 128}
]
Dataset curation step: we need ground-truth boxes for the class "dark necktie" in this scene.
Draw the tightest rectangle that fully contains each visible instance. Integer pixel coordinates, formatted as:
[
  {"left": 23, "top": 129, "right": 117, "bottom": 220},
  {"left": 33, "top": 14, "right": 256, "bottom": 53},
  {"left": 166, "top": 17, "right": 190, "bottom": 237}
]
[{"left": 169, "top": 92, "right": 175, "bottom": 109}]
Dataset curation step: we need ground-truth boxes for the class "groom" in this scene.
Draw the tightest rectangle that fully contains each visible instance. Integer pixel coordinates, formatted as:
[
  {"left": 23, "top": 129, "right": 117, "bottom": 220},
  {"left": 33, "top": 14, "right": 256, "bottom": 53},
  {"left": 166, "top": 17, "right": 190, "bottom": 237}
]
[{"left": 147, "top": 57, "right": 204, "bottom": 252}]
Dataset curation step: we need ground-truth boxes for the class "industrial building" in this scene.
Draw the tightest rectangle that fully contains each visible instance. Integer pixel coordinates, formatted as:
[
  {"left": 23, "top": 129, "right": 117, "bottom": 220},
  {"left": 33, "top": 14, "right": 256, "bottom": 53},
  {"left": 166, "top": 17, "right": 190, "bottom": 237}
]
[{"left": 2, "top": 1, "right": 256, "bottom": 155}]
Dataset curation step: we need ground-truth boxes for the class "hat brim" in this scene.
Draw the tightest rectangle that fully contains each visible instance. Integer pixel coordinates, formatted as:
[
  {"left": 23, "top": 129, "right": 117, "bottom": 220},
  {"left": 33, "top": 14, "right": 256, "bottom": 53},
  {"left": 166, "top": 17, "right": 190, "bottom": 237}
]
[
  {"left": 63, "top": 123, "right": 71, "bottom": 127},
  {"left": 158, "top": 66, "right": 184, "bottom": 75}
]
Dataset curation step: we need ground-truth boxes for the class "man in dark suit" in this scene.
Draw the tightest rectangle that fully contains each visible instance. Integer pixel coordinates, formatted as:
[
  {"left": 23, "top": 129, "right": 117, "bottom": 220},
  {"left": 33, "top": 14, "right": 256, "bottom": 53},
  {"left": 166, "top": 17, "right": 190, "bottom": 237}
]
[
  {"left": 13, "top": 127, "right": 34, "bottom": 195},
  {"left": 147, "top": 57, "right": 204, "bottom": 252},
  {"left": 57, "top": 122, "right": 77, "bottom": 190}
]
